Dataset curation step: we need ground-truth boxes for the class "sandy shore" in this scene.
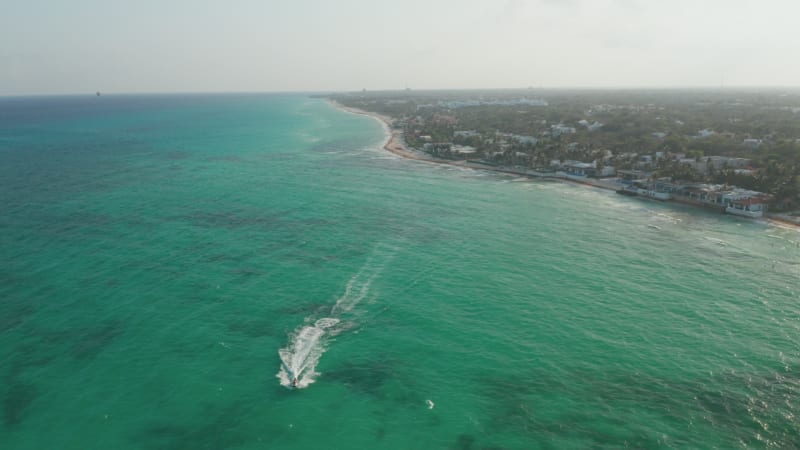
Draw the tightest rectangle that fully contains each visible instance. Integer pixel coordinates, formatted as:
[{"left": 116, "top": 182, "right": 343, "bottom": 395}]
[
  {"left": 329, "top": 100, "right": 435, "bottom": 162},
  {"left": 328, "top": 100, "right": 798, "bottom": 229}
]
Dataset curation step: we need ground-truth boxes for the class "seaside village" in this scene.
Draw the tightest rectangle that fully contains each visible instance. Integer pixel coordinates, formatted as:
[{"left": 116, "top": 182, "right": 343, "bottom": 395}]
[
  {"left": 391, "top": 103, "right": 774, "bottom": 219},
  {"left": 502, "top": 154, "right": 766, "bottom": 218},
  {"left": 440, "top": 143, "right": 769, "bottom": 218}
]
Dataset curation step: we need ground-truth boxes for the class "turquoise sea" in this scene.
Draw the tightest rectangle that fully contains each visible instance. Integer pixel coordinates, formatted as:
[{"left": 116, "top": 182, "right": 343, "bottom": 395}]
[{"left": 1, "top": 93, "right": 799, "bottom": 449}]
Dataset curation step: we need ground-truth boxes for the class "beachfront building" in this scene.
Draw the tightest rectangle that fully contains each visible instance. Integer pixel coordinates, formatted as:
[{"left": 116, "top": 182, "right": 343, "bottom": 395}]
[
  {"left": 718, "top": 189, "right": 770, "bottom": 217},
  {"left": 697, "top": 128, "right": 716, "bottom": 138},
  {"left": 676, "top": 183, "right": 725, "bottom": 203},
  {"left": 555, "top": 160, "right": 616, "bottom": 178},
  {"left": 617, "top": 170, "right": 652, "bottom": 184},
  {"left": 551, "top": 124, "right": 577, "bottom": 137},
  {"left": 743, "top": 138, "right": 763, "bottom": 150},
  {"left": 454, "top": 130, "right": 480, "bottom": 138},
  {"left": 563, "top": 161, "right": 593, "bottom": 177},
  {"left": 494, "top": 131, "right": 539, "bottom": 145},
  {"left": 508, "top": 134, "right": 538, "bottom": 145},
  {"left": 616, "top": 179, "right": 672, "bottom": 200},
  {"left": 578, "top": 120, "right": 604, "bottom": 131},
  {"left": 710, "top": 156, "right": 750, "bottom": 170},
  {"left": 673, "top": 184, "right": 770, "bottom": 217},
  {"left": 451, "top": 145, "right": 478, "bottom": 158},
  {"left": 678, "top": 156, "right": 752, "bottom": 174}
]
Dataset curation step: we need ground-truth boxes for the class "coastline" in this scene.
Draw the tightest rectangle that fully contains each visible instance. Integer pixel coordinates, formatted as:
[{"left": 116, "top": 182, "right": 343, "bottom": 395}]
[
  {"left": 328, "top": 100, "right": 434, "bottom": 162},
  {"left": 327, "top": 100, "right": 799, "bottom": 230}
]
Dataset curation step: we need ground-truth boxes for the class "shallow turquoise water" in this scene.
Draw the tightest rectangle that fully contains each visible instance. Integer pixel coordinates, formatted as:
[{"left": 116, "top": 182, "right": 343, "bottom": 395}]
[{"left": 1, "top": 94, "right": 799, "bottom": 449}]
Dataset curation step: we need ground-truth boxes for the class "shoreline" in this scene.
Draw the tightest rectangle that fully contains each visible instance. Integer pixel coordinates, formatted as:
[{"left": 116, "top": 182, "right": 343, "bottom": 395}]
[
  {"left": 328, "top": 100, "right": 435, "bottom": 162},
  {"left": 328, "top": 100, "right": 799, "bottom": 230}
]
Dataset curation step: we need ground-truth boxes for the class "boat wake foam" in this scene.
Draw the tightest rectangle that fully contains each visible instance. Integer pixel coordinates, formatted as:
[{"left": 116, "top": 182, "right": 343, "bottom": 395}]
[{"left": 277, "top": 244, "right": 395, "bottom": 389}]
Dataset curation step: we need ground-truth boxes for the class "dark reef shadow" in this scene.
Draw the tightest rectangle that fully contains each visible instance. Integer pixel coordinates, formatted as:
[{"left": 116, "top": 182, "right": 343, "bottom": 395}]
[
  {"left": 70, "top": 322, "right": 125, "bottom": 360},
  {"left": 226, "top": 318, "right": 277, "bottom": 338},
  {"left": 2, "top": 381, "right": 38, "bottom": 427},
  {"left": 477, "top": 365, "right": 800, "bottom": 448},
  {"left": 0, "top": 302, "right": 36, "bottom": 334},
  {"left": 324, "top": 359, "right": 397, "bottom": 397},
  {"left": 134, "top": 402, "right": 273, "bottom": 450}
]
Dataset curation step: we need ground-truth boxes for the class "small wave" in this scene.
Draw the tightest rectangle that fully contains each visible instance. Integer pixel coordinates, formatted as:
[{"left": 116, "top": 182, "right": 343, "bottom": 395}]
[
  {"left": 767, "top": 234, "right": 799, "bottom": 246},
  {"left": 704, "top": 236, "right": 729, "bottom": 246},
  {"left": 656, "top": 212, "right": 682, "bottom": 223}
]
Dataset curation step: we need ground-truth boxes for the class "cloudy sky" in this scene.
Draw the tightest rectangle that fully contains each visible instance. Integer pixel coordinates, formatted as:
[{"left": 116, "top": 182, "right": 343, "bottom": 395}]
[{"left": 2, "top": 0, "right": 799, "bottom": 95}]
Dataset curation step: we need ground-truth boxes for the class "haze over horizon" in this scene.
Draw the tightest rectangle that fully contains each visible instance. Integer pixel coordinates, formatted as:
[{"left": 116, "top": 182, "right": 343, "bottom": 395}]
[{"left": 3, "top": 0, "right": 800, "bottom": 96}]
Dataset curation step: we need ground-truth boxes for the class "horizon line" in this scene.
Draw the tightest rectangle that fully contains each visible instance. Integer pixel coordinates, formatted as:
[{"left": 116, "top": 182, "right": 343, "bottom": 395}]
[{"left": 4, "top": 85, "right": 800, "bottom": 98}]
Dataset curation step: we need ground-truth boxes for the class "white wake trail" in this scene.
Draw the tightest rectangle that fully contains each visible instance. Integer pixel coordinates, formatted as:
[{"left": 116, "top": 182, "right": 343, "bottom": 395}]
[
  {"left": 330, "top": 267, "right": 379, "bottom": 316},
  {"left": 277, "top": 318, "right": 338, "bottom": 388},
  {"left": 277, "top": 244, "right": 396, "bottom": 389}
]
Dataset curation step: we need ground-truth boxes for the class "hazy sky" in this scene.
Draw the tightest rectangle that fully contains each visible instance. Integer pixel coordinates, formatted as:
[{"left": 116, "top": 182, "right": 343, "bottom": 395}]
[{"left": 3, "top": 0, "right": 799, "bottom": 95}]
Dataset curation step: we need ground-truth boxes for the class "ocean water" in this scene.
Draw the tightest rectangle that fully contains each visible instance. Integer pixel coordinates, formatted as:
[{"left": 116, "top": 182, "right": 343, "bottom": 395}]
[{"left": 1, "top": 93, "right": 799, "bottom": 449}]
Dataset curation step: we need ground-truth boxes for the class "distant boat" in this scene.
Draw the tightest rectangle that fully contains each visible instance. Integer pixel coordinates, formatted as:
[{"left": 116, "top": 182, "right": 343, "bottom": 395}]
[{"left": 96, "top": 92, "right": 100, "bottom": 96}]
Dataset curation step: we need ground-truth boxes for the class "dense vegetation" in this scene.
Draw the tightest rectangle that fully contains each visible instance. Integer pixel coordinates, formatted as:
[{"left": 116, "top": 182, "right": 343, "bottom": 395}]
[{"left": 329, "top": 89, "right": 800, "bottom": 211}]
